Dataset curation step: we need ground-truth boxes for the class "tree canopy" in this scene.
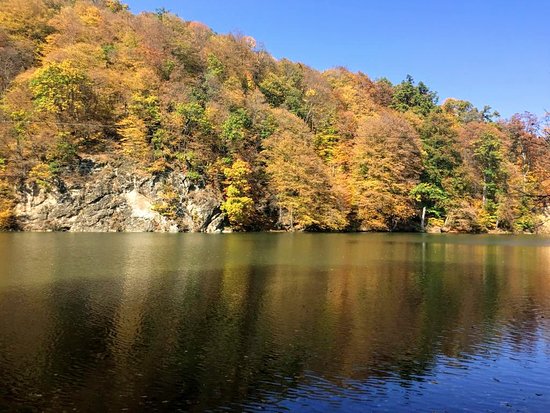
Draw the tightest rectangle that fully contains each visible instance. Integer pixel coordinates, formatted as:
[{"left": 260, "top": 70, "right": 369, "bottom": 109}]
[{"left": 0, "top": 0, "right": 548, "bottom": 232}]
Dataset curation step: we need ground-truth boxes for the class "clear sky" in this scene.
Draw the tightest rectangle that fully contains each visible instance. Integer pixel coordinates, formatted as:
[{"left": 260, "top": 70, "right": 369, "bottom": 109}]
[{"left": 125, "top": 0, "right": 549, "bottom": 119}]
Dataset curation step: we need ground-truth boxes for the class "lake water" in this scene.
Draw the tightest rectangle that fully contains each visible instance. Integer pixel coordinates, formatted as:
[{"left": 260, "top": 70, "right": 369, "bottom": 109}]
[{"left": 0, "top": 233, "right": 549, "bottom": 412}]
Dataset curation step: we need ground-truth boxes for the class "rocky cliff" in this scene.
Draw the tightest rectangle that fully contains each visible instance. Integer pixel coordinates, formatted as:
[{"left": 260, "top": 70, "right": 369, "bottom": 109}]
[{"left": 13, "top": 159, "right": 225, "bottom": 232}]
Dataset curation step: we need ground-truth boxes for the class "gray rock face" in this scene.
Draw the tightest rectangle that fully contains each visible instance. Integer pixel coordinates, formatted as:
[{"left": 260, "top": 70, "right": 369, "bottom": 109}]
[{"left": 14, "top": 159, "right": 226, "bottom": 232}]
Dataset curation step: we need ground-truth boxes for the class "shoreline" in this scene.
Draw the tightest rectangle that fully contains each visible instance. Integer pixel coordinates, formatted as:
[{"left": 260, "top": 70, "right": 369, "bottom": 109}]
[{"left": 1, "top": 229, "right": 546, "bottom": 235}]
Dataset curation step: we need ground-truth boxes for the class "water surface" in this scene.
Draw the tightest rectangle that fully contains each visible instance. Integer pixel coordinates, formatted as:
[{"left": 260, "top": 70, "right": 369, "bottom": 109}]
[{"left": 0, "top": 233, "right": 549, "bottom": 412}]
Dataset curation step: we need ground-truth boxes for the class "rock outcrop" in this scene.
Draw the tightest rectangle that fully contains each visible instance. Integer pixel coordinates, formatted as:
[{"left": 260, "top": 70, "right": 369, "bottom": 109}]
[{"left": 14, "top": 159, "right": 225, "bottom": 232}]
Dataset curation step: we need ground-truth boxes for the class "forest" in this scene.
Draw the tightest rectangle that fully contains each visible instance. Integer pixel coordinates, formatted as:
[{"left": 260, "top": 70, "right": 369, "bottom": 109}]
[{"left": 1, "top": 0, "right": 549, "bottom": 232}]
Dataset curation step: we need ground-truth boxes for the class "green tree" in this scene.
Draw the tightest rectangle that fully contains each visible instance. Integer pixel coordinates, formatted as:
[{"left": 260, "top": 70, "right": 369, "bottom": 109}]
[
  {"left": 473, "top": 130, "right": 505, "bottom": 228},
  {"left": 222, "top": 108, "right": 252, "bottom": 142},
  {"left": 414, "top": 112, "right": 465, "bottom": 224},
  {"left": 391, "top": 75, "right": 437, "bottom": 116},
  {"left": 258, "top": 61, "right": 308, "bottom": 119}
]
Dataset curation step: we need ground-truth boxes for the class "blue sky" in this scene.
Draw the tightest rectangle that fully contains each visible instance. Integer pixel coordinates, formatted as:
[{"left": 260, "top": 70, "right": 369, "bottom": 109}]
[{"left": 125, "top": 0, "right": 550, "bottom": 119}]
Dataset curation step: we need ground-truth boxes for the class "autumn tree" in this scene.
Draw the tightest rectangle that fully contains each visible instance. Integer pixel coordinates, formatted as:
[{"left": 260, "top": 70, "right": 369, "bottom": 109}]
[
  {"left": 221, "top": 158, "right": 256, "bottom": 230},
  {"left": 29, "top": 61, "right": 93, "bottom": 120},
  {"left": 0, "top": 0, "right": 548, "bottom": 233},
  {"left": 263, "top": 110, "right": 347, "bottom": 231},
  {"left": 350, "top": 111, "right": 422, "bottom": 230},
  {"left": 0, "top": 158, "right": 16, "bottom": 229},
  {"left": 0, "top": 29, "right": 34, "bottom": 93},
  {"left": 500, "top": 114, "right": 550, "bottom": 231}
]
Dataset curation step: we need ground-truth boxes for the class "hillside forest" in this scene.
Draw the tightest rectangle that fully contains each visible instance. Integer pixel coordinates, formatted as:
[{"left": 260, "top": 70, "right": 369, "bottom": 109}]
[{"left": 1, "top": 0, "right": 549, "bottom": 232}]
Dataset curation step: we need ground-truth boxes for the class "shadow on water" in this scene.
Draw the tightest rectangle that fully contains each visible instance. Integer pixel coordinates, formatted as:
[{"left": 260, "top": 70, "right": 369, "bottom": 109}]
[{"left": 0, "top": 233, "right": 549, "bottom": 411}]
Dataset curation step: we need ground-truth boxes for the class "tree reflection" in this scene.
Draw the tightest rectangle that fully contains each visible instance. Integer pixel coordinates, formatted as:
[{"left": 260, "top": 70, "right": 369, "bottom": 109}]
[{"left": 0, "top": 234, "right": 548, "bottom": 411}]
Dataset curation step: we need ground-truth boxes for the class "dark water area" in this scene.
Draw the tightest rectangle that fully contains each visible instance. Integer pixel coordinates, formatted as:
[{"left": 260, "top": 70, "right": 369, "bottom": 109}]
[{"left": 0, "top": 233, "right": 549, "bottom": 412}]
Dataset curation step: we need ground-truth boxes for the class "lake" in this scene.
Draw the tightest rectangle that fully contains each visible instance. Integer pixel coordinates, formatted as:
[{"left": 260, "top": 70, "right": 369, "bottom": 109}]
[{"left": 0, "top": 233, "right": 549, "bottom": 412}]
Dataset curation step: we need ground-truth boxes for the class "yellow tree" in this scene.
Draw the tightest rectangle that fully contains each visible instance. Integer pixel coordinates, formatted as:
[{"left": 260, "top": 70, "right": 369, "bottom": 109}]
[
  {"left": 0, "top": 160, "right": 16, "bottom": 229},
  {"left": 116, "top": 114, "right": 150, "bottom": 161},
  {"left": 29, "top": 60, "right": 93, "bottom": 120},
  {"left": 350, "top": 111, "right": 422, "bottom": 230},
  {"left": 263, "top": 110, "right": 347, "bottom": 231},
  {"left": 221, "top": 158, "right": 255, "bottom": 230}
]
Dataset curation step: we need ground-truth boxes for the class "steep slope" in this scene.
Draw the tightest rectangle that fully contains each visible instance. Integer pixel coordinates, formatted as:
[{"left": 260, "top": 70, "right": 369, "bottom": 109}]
[{"left": 0, "top": 0, "right": 548, "bottom": 232}]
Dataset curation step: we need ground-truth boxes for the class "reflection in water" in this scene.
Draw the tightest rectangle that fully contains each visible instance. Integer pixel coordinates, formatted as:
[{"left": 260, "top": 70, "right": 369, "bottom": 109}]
[{"left": 0, "top": 233, "right": 549, "bottom": 412}]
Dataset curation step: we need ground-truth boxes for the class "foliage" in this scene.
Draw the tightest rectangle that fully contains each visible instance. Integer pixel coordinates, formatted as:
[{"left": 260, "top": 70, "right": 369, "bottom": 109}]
[
  {"left": 29, "top": 61, "right": 92, "bottom": 118},
  {"left": 350, "top": 112, "right": 422, "bottom": 230},
  {"left": 473, "top": 130, "right": 505, "bottom": 219},
  {"left": 222, "top": 109, "right": 251, "bottom": 143},
  {"left": 414, "top": 112, "right": 463, "bottom": 219},
  {"left": 391, "top": 75, "right": 438, "bottom": 116},
  {"left": 263, "top": 110, "right": 347, "bottom": 231},
  {"left": 152, "top": 184, "right": 179, "bottom": 219},
  {"left": 0, "top": 157, "right": 16, "bottom": 228},
  {"left": 314, "top": 121, "right": 340, "bottom": 161},
  {"left": 28, "top": 162, "right": 55, "bottom": 188},
  {"left": 410, "top": 183, "right": 447, "bottom": 217},
  {"left": 0, "top": 185, "right": 16, "bottom": 230},
  {"left": 221, "top": 159, "right": 255, "bottom": 230},
  {"left": 0, "top": 0, "right": 548, "bottom": 233},
  {"left": 442, "top": 98, "right": 499, "bottom": 123},
  {"left": 117, "top": 114, "right": 150, "bottom": 160}
]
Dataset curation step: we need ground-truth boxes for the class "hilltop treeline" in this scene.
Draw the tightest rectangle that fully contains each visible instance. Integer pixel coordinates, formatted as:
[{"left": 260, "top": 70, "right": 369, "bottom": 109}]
[{"left": 1, "top": 0, "right": 549, "bottom": 231}]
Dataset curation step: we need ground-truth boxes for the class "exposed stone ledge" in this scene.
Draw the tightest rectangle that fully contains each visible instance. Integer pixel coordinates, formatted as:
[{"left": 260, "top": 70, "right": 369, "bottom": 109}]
[{"left": 13, "top": 159, "right": 226, "bottom": 233}]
